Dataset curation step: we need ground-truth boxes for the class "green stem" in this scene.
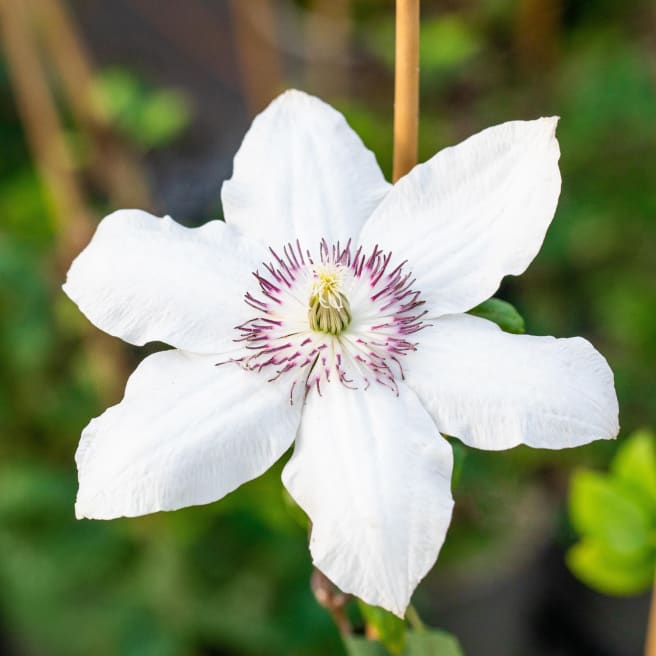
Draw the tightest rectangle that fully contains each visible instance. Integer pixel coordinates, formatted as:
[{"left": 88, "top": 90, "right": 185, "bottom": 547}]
[{"left": 406, "top": 604, "right": 425, "bottom": 632}]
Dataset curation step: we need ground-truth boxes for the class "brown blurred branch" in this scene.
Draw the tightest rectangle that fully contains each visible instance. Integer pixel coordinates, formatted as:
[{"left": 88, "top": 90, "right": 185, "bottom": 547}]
[
  {"left": 515, "top": 0, "right": 563, "bottom": 74},
  {"left": 29, "top": 0, "right": 151, "bottom": 208},
  {"left": 0, "top": 0, "right": 92, "bottom": 258},
  {"left": 229, "top": 0, "right": 283, "bottom": 114},
  {"left": 304, "top": 0, "right": 351, "bottom": 99}
]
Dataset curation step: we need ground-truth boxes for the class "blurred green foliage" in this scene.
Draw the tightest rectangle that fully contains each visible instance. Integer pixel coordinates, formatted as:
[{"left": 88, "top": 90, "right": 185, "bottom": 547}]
[
  {"left": 1, "top": 0, "right": 655, "bottom": 654},
  {"left": 568, "top": 430, "right": 656, "bottom": 595},
  {"left": 345, "top": 628, "right": 464, "bottom": 656},
  {"left": 91, "top": 68, "right": 191, "bottom": 150},
  {"left": 352, "top": 602, "right": 465, "bottom": 655}
]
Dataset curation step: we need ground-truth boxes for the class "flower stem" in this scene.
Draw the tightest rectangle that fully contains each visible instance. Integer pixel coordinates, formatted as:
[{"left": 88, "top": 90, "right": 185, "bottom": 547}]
[
  {"left": 406, "top": 604, "right": 425, "bottom": 632},
  {"left": 645, "top": 578, "right": 656, "bottom": 655},
  {"left": 311, "top": 567, "right": 352, "bottom": 636},
  {"left": 392, "top": 0, "right": 420, "bottom": 183}
]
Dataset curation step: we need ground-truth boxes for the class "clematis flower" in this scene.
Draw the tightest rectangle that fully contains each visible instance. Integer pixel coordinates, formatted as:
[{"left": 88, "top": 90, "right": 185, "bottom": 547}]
[{"left": 63, "top": 90, "right": 619, "bottom": 616}]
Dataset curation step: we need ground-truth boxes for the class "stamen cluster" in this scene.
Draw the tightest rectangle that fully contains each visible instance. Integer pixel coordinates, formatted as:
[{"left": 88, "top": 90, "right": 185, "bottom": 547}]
[{"left": 231, "top": 239, "right": 427, "bottom": 400}]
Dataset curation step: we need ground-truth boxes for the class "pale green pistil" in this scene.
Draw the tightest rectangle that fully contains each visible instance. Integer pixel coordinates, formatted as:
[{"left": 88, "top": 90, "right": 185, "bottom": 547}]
[
  {"left": 309, "top": 291, "right": 352, "bottom": 334},
  {"left": 308, "top": 269, "right": 352, "bottom": 335}
]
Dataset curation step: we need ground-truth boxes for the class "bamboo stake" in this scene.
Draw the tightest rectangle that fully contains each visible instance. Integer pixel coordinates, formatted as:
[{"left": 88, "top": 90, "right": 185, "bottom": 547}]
[
  {"left": 646, "top": 579, "right": 656, "bottom": 656},
  {"left": 392, "top": 0, "right": 420, "bottom": 183}
]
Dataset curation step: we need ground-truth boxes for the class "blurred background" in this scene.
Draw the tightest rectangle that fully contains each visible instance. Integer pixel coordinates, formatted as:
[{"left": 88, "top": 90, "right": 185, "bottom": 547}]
[{"left": 1, "top": 0, "right": 655, "bottom": 654}]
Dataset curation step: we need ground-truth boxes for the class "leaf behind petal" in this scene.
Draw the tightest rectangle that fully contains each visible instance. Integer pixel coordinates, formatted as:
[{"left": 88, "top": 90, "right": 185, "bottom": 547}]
[{"left": 468, "top": 298, "right": 526, "bottom": 334}]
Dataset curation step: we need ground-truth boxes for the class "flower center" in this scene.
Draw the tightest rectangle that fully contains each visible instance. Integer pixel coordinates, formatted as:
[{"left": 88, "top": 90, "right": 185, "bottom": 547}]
[
  {"left": 229, "top": 239, "right": 427, "bottom": 402},
  {"left": 308, "top": 265, "right": 352, "bottom": 335}
]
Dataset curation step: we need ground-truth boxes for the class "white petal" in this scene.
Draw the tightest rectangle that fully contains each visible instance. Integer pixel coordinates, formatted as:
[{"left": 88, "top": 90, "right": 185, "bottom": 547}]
[
  {"left": 63, "top": 209, "right": 266, "bottom": 354},
  {"left": 222, "top": 90, "right": 390, "bottom": 250},
  {"left": 282, "top": 382, "right": 454, "bottom": 616},
  {"left": 404, "top": 314, "right": 619, "bottom": 451},
  {"left": 75, "top": 350, "right": 301, "bottom": 519},
  {"left": 358, "top": 118, "right": 561, "bottom": 318}
]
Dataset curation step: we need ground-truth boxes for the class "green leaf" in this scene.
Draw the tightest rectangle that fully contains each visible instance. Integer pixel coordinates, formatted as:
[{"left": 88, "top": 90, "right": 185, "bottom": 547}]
[
  {"left": 420, "top": 16, "right": 481, "bottom": 73},
  {"left": 569, "top": 469, "right": 652, "bottom": 554},
  {"left": 611, "top": 430, "right": 656, "bottom": 507},
  {"left": 344, "top": 628, "right": 465, "bottom": 656},
  {"left": 450, "top": 440, "right": 467, "bottom": 489},
  {"left": 281, "top": 487, "right": 310, "bottom": 530},
  {"left": 343, "top": 636, "right": 389, "bottom": 656},
  {"left": 405, "top": 630, "right": 464, "bottom": 656},
  {"left": 91, "top": 68, "right": 141, "bottom": 121},
  {"left": 358, "top": 602, "right": 406, "bottom": 654},
  {"left": 567, "top": 538, "right": 655, "bottom": 595},
  {"left": 91, "top": 68, "right": 190, "bottom": 149},
  {"left": 468, "top": 298, "right": 526, "bottom": 334},
  {"left": 137, "top": 90, "right": 190, "bottom": 149}
]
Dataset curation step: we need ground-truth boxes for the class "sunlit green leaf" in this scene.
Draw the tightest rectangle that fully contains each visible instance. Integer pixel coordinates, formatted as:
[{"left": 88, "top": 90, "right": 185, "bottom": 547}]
[
  {"left": 468, "top": 298, "right": 526, "bottom": 334},
  {"left": 569, "top": 469, "right": 652, "bottom": 554},
  {"left": 611, "top": 430, "right": 656, "bottom": 507},
  {"left": 567, "top": 538, "right": 655, "bottom": 596}
]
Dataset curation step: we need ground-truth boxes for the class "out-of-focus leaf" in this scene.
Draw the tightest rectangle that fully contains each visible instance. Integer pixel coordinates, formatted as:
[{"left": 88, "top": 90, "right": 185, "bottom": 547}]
[
  {"left": 91, "top": 68, "right": 140, "bottom": 120},
  {"left": 91, "top": 68, "right": 191, "bottom": 149},
  {"left": 611, "top": 430, "right": 656, "bottom": 507},
  {"left": 344, "top": 625, "right": 464, "bottom": 656},
  {"left": 358, "top": 602, "right": 406, "bottom": 654},
  {"left": 0, "top": 237, "right": 54, "bottom": 371},
  {"left": 405, "top": 629, "right": 465, "bottom": 655},
  {"left": 567, "top": 538, "right": 655, "bottom": 596},
  {"left": 0, "top": 461, "right": 73, "bottom": 523},
  {"left": 450, "top": 440, "right": 467, "bottom": 488},
  {"left": 419, "top": 16, "right": 481, "bottom": 73},
  {"left": 138, "top": 91, "right": 190, "bottom": 148},
  {"left": 344, "top": 636, "right": 389, "bottom": 656},
  {"left": 0, "top": 170, "right": 51, "bottom": 244},
  {"left": 569, "top": 469, "right": 652, "bottom": 554},
  {"left": 282, "top": 487, "right": 310, "bottom": 531},
  {"left": 363, "top": 14, "right": 480, "bottom": 76},
  {"left": 468, "top": 298, "right": 526, "bottom": 334}
]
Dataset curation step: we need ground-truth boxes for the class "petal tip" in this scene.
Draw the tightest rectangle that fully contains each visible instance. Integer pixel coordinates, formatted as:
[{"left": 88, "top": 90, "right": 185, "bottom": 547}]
[
  {"left": 74, "top": 496, "right": 93, "bottom": 520},
  {"left": 542, "top": 115, "right": 560, "bottom": 137},
  {"left": 269, "top": 88, "right": 317, "bottom": 111}
]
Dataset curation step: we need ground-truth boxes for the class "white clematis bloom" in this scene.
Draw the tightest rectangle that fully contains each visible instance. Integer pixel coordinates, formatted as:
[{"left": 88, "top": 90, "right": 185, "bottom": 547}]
[{"left": 63, "top": 90, "right": 619, "bottom": 616}]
